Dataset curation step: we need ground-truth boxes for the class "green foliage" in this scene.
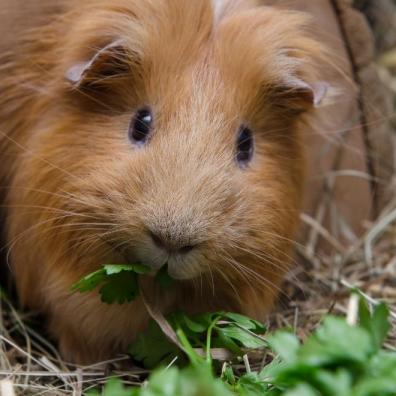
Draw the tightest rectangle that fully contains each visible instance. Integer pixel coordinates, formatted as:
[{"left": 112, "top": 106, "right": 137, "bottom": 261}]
[
  {"left": 73, "top": 269, "right": 395, "bottom": 396},
  {"left": 257, "top": 300, "right": 396, "bottom": 396},
  {"left": 87, "top": 296, "right": 396, "bottom": 396},
  {"left": 359, "top": 299, "right": 390, "bottom": 350},
  {"left": 89, "top": 365, "right": 234, "bottom": 396},
  {"left": 130, "top": 311, "right": 267, "bottom": 368},
  {"left": 154, "top": 265, "right": 174, "bottom": 289},
  {"left": 71, "top": 264, "right": 150, "bottom": 304},
  {"left": 87, "top": 378, "right": 135, "bottom": 396},
  {"left": 137, "top": 365, "right": 234, "bottom": 396},
  {"left": 129, "top": 320, "right": 183, "bottom": 368}
]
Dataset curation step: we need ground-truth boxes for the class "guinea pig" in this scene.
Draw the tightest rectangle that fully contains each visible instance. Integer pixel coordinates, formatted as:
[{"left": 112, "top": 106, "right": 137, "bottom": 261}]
[{"left": 0, "top": 0, "right": 328, "bottom": 363}]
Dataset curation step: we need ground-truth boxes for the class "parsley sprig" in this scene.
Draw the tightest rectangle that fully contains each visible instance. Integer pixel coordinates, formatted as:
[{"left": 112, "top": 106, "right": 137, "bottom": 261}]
[
  {"left": 87, "top": 294, "right": 396, "bottom": 396},
  {"left": 72, "top": 268, "right": 396, "bottom": 396},
  {"left": 71, "top": 264, "right": 173, "bottom": 304}
]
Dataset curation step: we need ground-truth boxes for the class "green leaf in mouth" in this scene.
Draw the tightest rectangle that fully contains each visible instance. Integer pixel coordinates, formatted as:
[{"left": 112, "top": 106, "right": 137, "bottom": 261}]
[
  {"left": 155, "top": 264, "right": 175, "bottom": 289},
  {"left": 71, "top": 263, "right": 151, "bottom": 304}
]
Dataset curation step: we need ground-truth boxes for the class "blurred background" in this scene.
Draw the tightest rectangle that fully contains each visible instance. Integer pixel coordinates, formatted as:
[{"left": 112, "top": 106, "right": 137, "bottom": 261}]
[{"left": 359, "top": 0, "right": 396, "bottom": 132}]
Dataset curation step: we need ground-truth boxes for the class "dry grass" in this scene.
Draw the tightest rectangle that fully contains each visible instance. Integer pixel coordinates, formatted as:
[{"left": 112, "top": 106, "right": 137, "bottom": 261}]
[{"left": 1, "top": 41, "right": 396, "bottom": 396}]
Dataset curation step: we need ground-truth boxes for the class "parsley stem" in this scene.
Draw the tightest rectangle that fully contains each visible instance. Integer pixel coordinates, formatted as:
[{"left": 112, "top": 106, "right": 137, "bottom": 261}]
[
  {"left": 176, "top": 328, "right": 203, "bottom": 368},
  {"left": 206, "top": 316, "right": 221, "bottom": 364}
]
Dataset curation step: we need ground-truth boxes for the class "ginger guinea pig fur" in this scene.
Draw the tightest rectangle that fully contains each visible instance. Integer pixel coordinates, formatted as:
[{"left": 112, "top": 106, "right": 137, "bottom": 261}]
[{"left": 0, "top": 0, "right": 328, "bottom": 363}]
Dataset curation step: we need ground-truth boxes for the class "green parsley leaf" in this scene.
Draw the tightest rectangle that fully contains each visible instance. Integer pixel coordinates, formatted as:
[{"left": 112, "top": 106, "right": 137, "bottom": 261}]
[
  {"left": 104, "top": 263, "right": 151, "bottom": 275},
  {"left": 155, "top": 264, "right": 174, "bottom": 289},
  {"left": 359, "top": 299, "right": 390, "bottom": 351},
  {"left": 298, "top": 316, "right": 374, "bottom": 366},
  {"left": 87, "top": 378, "right": 136, "bottom": 396},
  {"left": 99, "top": 271, "right": 139, "bottom": 304},
  {"left": 235, "top": 373, "right": 270, "bottom": 396},
  {"left": 283, "top": 384, "right": 318, "bottom": 396},
  {"left": 129, "top": 320, "right": 184, "bottom": 368},
  {"left": 71, "top": 264, "right": 151, "bottom": 304},
  {"left": 71, "top": 268, "right": 107, "bottom": 293},
  {"left": 267, "top": 332, "right": 300, "bottom": 363},
  {"left": 139, "top": 365, "right": 234, "bottom": 396}
]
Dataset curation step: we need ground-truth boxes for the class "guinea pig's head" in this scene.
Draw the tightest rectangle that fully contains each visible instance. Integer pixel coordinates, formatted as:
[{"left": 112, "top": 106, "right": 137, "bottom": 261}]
[{"left": 20, "top": 0, "right": 327, "bottom": 298}]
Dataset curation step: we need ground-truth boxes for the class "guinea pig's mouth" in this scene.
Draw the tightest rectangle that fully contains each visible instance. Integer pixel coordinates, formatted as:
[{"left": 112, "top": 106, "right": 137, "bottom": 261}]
[
  {"left": 106, "top": 240, "right": 200, "bottom": 281},
  {"left": 166, "top": 254, "right": 204, "bottom": 281}
]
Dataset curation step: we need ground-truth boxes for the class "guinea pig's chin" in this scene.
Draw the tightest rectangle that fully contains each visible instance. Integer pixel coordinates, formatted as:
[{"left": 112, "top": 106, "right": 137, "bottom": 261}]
[{"left": 167, "top": 256, "right": 202, "bottom": 280}]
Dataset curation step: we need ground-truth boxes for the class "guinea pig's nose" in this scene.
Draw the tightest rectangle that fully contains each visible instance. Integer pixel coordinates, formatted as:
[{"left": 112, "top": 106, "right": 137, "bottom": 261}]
[{"left": 149, "top": 230, "right": 195, "bottom": 254}]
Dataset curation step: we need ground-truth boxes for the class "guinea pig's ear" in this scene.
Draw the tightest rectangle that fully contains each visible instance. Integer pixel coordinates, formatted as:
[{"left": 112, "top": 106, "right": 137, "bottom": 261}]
[
  {"left": 274, "top": 77, "right": 329, "bottom": 112},
  {"left": 65, "top": 40, "right": 129, "bottom": 89}
]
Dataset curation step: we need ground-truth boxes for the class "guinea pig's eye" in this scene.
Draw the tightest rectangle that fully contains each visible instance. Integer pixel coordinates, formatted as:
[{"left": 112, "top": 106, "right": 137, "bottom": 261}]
[
  {"left": 236, "top": 126, "right": 254, "bottom": 167},
  {"left": 129, "top": 107, "right": 153, "bottom": 145}
]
